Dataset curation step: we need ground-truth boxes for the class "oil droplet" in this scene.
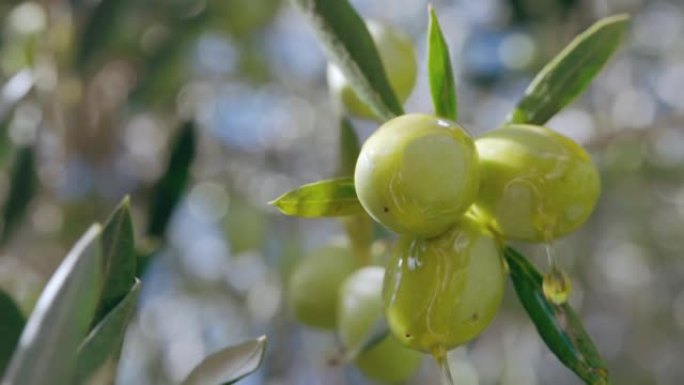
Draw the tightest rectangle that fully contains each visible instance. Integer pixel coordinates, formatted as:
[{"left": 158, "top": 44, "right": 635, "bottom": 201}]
[
  {"left": 543, "top": 266, "right": 572, "bottom": 305},
  {"left": 432, "top": 347, "right": 455, "bottom": 385},
  {"left": 542, "top": 242, "right": 572, "bottom": 305}
]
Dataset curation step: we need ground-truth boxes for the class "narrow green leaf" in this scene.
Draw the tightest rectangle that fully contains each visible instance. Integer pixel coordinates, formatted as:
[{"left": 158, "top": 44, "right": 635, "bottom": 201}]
[
  {"left": 507, "top": 14, "right": 629, "bottom": 125},
  {"left": 337, "top": 118, "right": 361, "bottom": 178},
  {"left": 146, "top": 120, "right": 197, "bottom": 238},
  {"left": 504, "top": 246, "right": 609, "bottom": 384},
  {"left": 94, "top": 196, "right": 136, "bottom": 326},
  {"left": 182, "top": 335, "right": 267, "bottom": 385},
  {"left": 2, "top": 225, "right": 103, "bottom": 385},
  {"left": 270, "top": 177, "right": 364, "bottom": 217},
  {"left": 0, "top": 145, "right": 38, "bottom": 245},
  {"left": 0, "top": 290, "right": 24, "bottom": 376},
  {"left": 293, "top": 0, "right": 403, "bottom": 121},
  {"left": 75, "top": 279, "right": 140, "bottom": 385},
  {"left": 427, "top": 5, "right": 458, "bottom": 121}
]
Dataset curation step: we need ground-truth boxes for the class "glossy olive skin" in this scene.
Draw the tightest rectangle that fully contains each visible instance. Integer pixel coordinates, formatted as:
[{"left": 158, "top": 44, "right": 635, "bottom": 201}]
[
  {"left": 383, "top": 216, "right": 505, "bottom": 353},
  {"left": 338, "top": 267, "right": 423, "bottom": 382},
  {"left": 473, "top": 124, "right": 601, "bottom": 242},
  {"left": 288, "top": 245, "right": 360, "bottom": 329},
  {"left": 327, "top": 21, "right": 417, "bottom": 120},
  {"left": 355, "top": 114, "right": 480, "bottom": 238}
]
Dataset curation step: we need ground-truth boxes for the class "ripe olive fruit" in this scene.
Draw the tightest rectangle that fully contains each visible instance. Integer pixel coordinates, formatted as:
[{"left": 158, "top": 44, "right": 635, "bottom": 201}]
[
  {"left": 288, "top": 245, "right": 360, "bottom": 329},
  {"left": 338, "top": 267, "right": 423, "bottom": 382},
  {"left": 327, "top": 20, "right": 417, "bottom": 120},
  {"left": 473, "top": 124, "right": 601, "bottom": 242},
  {"left": 355, "top": 113, "right": 480, "bottom": 238},
  {"left": 383, "top": 215, "right": 505, "bottom": 353}
]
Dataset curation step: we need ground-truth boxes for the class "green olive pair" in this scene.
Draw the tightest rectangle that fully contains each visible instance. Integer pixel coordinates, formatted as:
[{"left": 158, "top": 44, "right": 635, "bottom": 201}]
[
  {"left": 287, "top": 246, "right": 423, "bottom": 382},
  {"left": 355, "top": 114, "right": 601, "bottom": 242}
]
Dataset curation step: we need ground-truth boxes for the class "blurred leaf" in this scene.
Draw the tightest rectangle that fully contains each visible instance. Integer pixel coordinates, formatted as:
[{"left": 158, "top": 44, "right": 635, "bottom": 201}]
[
  {"left": 75, "top": 279, "right": 140, "bottom": 385},
  {"left": 0, "top": 70, "right": 33, "bottom": 123},
  {"left": 0, "top": 118, "right": 13, "bottom": 167},
  {"left": 131, "top": 14, "right": 207, "bottom": 106},
  {"left": 427, "top": 6, "right": 457, "bottom": 121},
  {"left": 504, "top": 246, "right": 610, "bottom": 385},
  {"left": 1, "top": 225, "right": 103, "bottom": 385},
  {"left": 182, "top": 335, "right": 267, "bottom": 385},
  {"left": 270, "top": 177, "right": 364, "bottom": 217},
  {"left": 506, "top": 14, "right": 629, "bottom": 125},
  {"left": 146, "top": 120, "right": 197, "bottom": 238},
  {"left": 0, "top": 145, "right": 38, "bottom": 245},
  {"left": 94, "top": 197, "right": 136, "bottom": 325},
  {"left": 0, "top": 290, "right": 24, "bottom": 376},
  {"left": 76, "top": 0, "right": 133, "bottom": 71},
  {"left": 293, "top": 0, "right": 403, "bottom": 121},
  {"left": 337, "top": 118, "right": 360, "bottom": 178}
]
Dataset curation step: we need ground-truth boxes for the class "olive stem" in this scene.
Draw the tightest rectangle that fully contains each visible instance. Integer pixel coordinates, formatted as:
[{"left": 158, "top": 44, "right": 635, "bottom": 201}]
[
  {"left": 544, "top": 242, "right": 557, "bottom": 271},
  {"left": 434, "top": 349, "right": 455, "bottom": 385}
]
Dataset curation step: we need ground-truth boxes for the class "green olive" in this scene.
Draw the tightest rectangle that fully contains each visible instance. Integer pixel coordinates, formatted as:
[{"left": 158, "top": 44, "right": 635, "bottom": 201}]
[
  {"left": 327, "top": 20, "right": 417, "bottom": 120},
  {"left": 473, "top": 124, "right": 601, "bottom": 242},
  {"left": 383, "top": 215, "right": 505, "bottom": 353},
  {"left": 288, "top": 245, "right": 360, "bottom": 329},
  {"left": 355, "top": 113, "right": 480, "bottom": 238},
  {"left": 338, "top": 266, "right": 423, "bottom": 382}
]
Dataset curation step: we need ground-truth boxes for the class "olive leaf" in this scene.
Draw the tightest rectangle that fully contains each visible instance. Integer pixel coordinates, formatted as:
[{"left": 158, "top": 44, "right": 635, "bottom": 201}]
[
  {"left": 506, "top": 14, "right": 629, "bottom": 125},
  {"left": 427, "top": 5, "right": 458, "bottom": 121},
  {"left": 0, "top": 290, "right": 25, "bottom": 376},
  {"left": 504, "top": 246, "right": 610, "bottom": 385},
  {"left": 94, "top": 196, "right": 136, "bottom": 326},
  {"left": 182, "top": 336, "right": 267, "bottom": 385},
  {"left": 0, "top": 145, "right": 38, "bottom": 246},
  {"left": 292, "top": 0, "right": 403, "bottom": 121},
  {"left": 146, "top": 120, "right": 197, "bottom": 239},
  {"left": 270, "top": 177, "right": 364, "bottom": 217},
  {"left": 75, "top": 279, "right": 140, "bottom": 385},
  {"left": 2, "top": 225, "right": 103, "bottom": 385}
]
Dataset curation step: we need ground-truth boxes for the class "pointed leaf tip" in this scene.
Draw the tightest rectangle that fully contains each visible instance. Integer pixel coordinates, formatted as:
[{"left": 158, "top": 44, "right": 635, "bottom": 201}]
[
  {"left": 427, "top": 6, "right": 458, "bottom": 121},
  {"left": 271, "top": 178, "right": 364, "bottom": 218},
  {"left": 182, "top": 335, "right": 267, "bottom": 385},
  {"left": 506, "top": 14, "right": 630, "bottom": 125}
]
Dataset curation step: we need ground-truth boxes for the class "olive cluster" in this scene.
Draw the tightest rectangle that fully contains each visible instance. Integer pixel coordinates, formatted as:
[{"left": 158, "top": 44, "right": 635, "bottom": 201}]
[
  {"left": 355, "top": 113, "right": 600, "bottom": 357},
  {"left": 286, "top": 19, "right": 600, "bottom": 382}
]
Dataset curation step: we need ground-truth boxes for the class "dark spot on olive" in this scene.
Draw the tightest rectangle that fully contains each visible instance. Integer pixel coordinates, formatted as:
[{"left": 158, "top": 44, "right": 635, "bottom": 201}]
[
  {"left": 383, "top": 206, "right": 389, "bottom": 213},
  {"left": 405, "top": 333, "right": 412, "bottom": 339},
  {"left": 470, "top": 313, "right": 479, "bottom": 321}
]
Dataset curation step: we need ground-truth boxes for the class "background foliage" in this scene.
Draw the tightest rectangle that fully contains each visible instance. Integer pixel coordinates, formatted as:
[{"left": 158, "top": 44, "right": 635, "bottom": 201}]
[{"left": 0, "top": 0, "right": 682, "bottom": 384}]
